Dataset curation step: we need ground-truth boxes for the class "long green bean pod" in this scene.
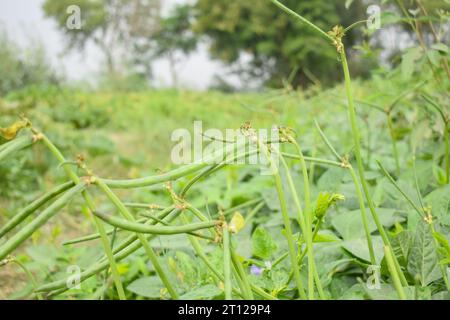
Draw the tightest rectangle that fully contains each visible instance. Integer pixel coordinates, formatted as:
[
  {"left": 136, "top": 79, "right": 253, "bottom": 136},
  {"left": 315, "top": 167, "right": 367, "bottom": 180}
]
[
  {"left": 0, "top": 181, "right": 75, "bottom": 238},
  {"left": 36, "top": 208, "right": 182, "bottom": 294},
  {"left": 0, "top": 182, "right": 86, "bottom": 260},
  {"left": 0, "top": 135, "right": 35, "bottom": 162},
  {"left": 100, "top": 139, "right": 248, "bottom": 189},
  {"left": 94, "top": 211, "right": 219, "bottom": 235}
]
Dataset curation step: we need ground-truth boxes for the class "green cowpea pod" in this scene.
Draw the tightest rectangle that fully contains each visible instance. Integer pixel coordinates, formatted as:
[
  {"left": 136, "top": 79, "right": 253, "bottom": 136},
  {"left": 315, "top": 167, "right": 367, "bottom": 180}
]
[
  {"left": 93, "top": 210, "right": 219, "bottom": 235},
  {"left": 0, "top": 135, "right": 35, "bottom": 162},
  {"left": 0, "top": 181, "right": 75, "bottom": 238},
  {"left": 0, "top": 182, "right": 87, "bottom": 260}
]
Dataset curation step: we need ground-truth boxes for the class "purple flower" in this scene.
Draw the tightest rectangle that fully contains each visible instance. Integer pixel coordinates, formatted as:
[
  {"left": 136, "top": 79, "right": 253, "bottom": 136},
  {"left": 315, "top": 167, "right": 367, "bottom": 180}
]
[{"left": 250, "top": 265, "right": 263, "bottom": 276}]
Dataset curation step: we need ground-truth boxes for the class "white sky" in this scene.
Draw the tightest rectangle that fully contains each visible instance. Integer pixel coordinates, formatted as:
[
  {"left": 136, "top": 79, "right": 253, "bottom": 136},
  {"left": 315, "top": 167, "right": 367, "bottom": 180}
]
[{"left": 0, "top": 0, "right": 231, "bottom": 89}]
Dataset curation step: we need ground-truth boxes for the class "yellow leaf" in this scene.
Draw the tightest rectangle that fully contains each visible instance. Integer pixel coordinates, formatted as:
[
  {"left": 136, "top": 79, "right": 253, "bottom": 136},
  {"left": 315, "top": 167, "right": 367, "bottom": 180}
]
[
  {"left": 229, "top": 211, "right": 245, "bottom": 233},
  {"left": 0, "top": 119, "right": 30, "bottom": 140}
]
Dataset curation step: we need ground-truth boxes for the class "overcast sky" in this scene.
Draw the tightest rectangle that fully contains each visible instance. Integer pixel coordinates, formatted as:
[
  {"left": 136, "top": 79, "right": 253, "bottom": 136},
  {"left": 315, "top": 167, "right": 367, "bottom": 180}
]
[{"left": 0, "top": 0, "right": 229, "bottom": 89}]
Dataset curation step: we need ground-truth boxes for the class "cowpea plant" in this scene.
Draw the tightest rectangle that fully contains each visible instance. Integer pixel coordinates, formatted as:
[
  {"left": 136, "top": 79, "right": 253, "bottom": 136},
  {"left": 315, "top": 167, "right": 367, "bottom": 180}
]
[
  {"left": 1, "top": 1, "right": 449, "bottom": 300},
  {"left": 0, "top": 113, "right": 386, "bottom": 300}
]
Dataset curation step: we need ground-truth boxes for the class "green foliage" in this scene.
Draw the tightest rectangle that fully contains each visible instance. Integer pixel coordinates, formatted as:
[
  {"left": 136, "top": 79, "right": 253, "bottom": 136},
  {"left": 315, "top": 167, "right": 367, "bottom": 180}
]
[
  {"left": 193, "top": 0, "right": 366, "bottom": 87},
  {"left": 0, "top": 32, "right": 59, "bottom": 96},
  {"left": 252, "top": 227, "right": 278, "bottom": 260},
  {"left": 407, "top": 220, "right": 442, "bottom": 286}
]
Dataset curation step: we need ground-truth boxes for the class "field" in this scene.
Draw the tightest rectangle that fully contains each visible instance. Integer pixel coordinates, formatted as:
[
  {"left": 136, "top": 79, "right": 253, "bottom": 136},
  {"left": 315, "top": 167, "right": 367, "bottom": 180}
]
[
  {"left": 0, "top": 0, "right": 449, "bottom": 301},
  {"left": 1, "top": 66, "right": 449, "bottom": 300}
]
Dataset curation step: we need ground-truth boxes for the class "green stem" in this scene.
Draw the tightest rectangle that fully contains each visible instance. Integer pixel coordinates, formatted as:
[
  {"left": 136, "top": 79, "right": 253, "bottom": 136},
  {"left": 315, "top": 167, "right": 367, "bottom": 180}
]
[
  {"left": 7, "top": 257, "right": 43, "bottom": 300},
  {"left": 82, "top": 206, "right": 126, "bottom": 300},
  {"left": 231, "top": 251, "right": 254, "bottom": 300},
  {"left": 348, "top": 167, "right": 377, "bottom": 266},
  {"left": 223, "top": 227, "right": 232, "bottom": 300},
  {"left": 95, "top": 179, "right": 179, "bottom": 299},
  {"left": 340, "top": 50, "right": 408, "bottom": 286},
  {"left": 384, "top": 246, "right": 407, "bottom": 300},
  {"left": 387, "top": 114, "right": 401, "bottom": 177},
  {"left": 314, "top": 119, "right": 376, "bottom": 265},
  {"left": 280, "top": 153, "right": 323, "bottom": 299},
  {"left": 257, "top": 141, "right": 307, "bottom": 299},
  {"left": 445, "top": 124, "right": 449, "bottom": 184},
  {"left": 269, "top": 0, "right": 333, "bottom": 41},
  {"left": 40, "top": 134, "right": 126, "bottom": 300}
]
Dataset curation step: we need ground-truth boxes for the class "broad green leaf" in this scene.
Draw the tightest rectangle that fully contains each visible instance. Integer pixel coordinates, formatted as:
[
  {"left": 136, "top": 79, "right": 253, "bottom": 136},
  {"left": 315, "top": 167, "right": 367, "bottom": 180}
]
[
  {"left": 423, "top": 185, "right": 450, "bottom": 223},
  {"left": 363, "top": 284, "right": 414, "bottom": 300},
  {"left": 252, "top": 227, "right": 277, "bottom": 259},
  {"left": 332, "top": 208, "right": 404, "bottom": 240},
  {"left": 401, "top": 47, "right": 423, "bottom": 80},
  {"left": 179, "top": 284, "right": 222, "bottom": 300},
  {"left": 341, "top": 236, "right": 384, "bottom": 264},
  {"left": 407, "top": 220, "right": 441, "bottom": 286},
  {"left": 317, "top": 167, "right": 345, "bottom": 192},
  {"left": 431, "top": 43, "right": 449, "bottom": 54},
  {"left": 390, "top": 230, "right": 413, "bottom": 267},
  {"left": 127, "top": 276, "right": 164, "bottom": 298}
]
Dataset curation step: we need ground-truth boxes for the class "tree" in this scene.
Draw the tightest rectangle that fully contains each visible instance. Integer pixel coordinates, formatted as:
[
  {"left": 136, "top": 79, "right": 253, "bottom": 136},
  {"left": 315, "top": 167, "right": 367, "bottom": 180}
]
[
  {"left": 192, "top": 0, "right": 367, "bottom": 88},
  {"left": 134, "top": 4, "right": 199, "bottom": 87},
  {"left": 0, "top": 31, "right": 60, "bottom": 96},
  {"left": 43, "top": 0, "right": 161, "bottom": 76}
]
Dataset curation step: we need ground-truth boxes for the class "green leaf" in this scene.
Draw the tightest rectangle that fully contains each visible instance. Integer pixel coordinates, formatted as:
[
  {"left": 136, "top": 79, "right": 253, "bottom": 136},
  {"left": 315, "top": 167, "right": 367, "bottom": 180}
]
[
  {"left": 341, "top": 236, "right": 384, "bottom": 264},
  {"left": 431, "top": 43, "right": 449, "bottom": 54},
  {"left": 332, "top": 208, "right": 404, "bottom": 240},
  {"left": 252, "top": 227, "right": 277, "bottom": 259},
  {"left": 424, "top": 185, "right": 450, "bottom": 223},
  {"left": 407, "top": 220, "right": 441, "bottom": 286},
  {"left": 127, "top": 276, "right": 164, "bottom": 298},
  {"left": 401, "top": 47, "right": 423, "bottom": 80},
  {"left": 313, "top": 231, "right": 340, "bottom": 243},
  {"left": 390, "top": 230, "right": 413, "bottom": 267},
  {"left": 179, "top": 284, "right": 222, "bottom": 300}
]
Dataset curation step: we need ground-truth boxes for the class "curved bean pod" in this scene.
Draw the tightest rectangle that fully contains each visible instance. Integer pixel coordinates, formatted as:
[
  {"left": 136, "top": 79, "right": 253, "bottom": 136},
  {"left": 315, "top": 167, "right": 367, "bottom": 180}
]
[
  {"left": 0, "top": 135, "right": 35, "bottom": 162},
  {"left": 0, "top": 181, "right": 75, "bottom": 238},
  {"left": 0, "top": 182, "right": 87, "bottom": 260},
  {"left": 94, "top": 211, "right": 219, "bottom": 235},
  {"left": 100, "top": 139, "right": 248, "bottom": 189},
  {"left": 36, "top": 208, "right": 182, "bottom": 293}
]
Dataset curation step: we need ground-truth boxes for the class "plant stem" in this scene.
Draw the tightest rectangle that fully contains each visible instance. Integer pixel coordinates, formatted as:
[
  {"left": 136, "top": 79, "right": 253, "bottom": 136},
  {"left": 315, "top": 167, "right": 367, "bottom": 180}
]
[
  {"left": 223, "top": 226, "right": 232, "bottom": 300},
  {"left": 340, "top": 50, "right": 408, "bottom": 286},
  {"left": 82, "top": 206, "right": 126, "bottom": 300},
  {"left": 280, "top": 153, "right": 323, "bottom": 299},
  {"left": 387, "top": 114, "right": 401, "bottom": 176},
  {"left": 269, "top": 0, "right": 333, "bottom": 41},
  {"left": 40, "top": 134, "right": 126, "bottom": 300},
  {"left": 384, "top": 246, "right": 407, "bottom": 300},
  {"left": 257, "top": 141, "right": 307, "bottom": 299},
  {"left": 95, "top": 179, "right": 179, "bottom": 299},
  {"left": 7, "top": 257, "right": 43, "bottom": 300},
  {"left": 348, "top": 167, "right": 377, "bottom": 266},
  {"left": 231, "top": 251, "right": 254, "bottom": 300},
  {"left": 314, "top": 119, "right": 376, "bottom": 265},
  {"left": 445, "top": 123, "right": 449, "bottom": 184}
]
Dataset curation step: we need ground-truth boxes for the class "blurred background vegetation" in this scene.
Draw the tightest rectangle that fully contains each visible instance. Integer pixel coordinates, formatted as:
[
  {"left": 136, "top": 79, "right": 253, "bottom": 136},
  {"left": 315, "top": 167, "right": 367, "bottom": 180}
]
[
  {"left": 0, "top": 0, "right": 449, "bottom": 299},
  {"left": 0, "top": 0, "right": 447, "bottom": 93}
]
